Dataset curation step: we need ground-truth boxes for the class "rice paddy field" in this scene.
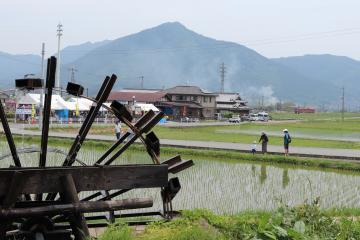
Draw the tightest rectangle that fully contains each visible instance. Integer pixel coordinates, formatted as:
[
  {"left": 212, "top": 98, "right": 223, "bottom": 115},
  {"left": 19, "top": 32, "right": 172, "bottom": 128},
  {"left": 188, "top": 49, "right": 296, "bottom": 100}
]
[{"left": 1, "top": 140, "right": 360, "bottom": 215}]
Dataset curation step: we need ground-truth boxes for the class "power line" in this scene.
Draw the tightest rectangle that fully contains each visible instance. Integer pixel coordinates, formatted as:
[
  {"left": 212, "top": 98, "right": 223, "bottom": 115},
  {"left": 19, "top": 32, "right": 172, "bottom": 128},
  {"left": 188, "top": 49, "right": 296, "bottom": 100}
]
[
  {"left": 1, "top": 27, "right": 360, "bottom": 61},
  {"left": 57, "top": 27, "right": 360, "bottom": 56}
]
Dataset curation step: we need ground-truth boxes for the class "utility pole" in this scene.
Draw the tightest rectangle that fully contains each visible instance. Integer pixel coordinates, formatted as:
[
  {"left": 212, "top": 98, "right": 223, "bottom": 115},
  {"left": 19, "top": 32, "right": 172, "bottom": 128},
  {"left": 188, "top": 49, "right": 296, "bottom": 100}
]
[
  {"left": 68, "top": 66, "right": 78, "bottom": 83},
  {"left": 139, "top": 76, "right": 144, "bottom": 89},
  {"left": 56, "top": 23, "right": 63, "bottom": 92},
  {"left": 341, "top": 87, "right": 345, "bottom": 121},
  {"left": 39, "top": 43, "right": 45, "bottom": 129},
  {"left": 220, "top": 63, "right": 226, "bottom": 93}
]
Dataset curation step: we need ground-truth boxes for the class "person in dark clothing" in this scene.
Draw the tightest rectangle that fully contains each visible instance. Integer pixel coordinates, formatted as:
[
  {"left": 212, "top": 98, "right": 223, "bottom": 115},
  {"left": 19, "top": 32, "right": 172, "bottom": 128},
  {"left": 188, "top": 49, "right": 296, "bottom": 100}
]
[
  {"left": 259, "top": 132, "right": 269, "bottom": 154},
  {"left": 283, "top": 129, "right": 291, "bottom": 156}
]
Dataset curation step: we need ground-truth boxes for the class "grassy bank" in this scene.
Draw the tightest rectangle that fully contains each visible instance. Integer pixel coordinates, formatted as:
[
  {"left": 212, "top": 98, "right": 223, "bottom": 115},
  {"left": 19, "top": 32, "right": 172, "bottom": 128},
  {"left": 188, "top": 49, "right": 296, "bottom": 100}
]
[
  {"left": 6, "top": 135, "right": 360, "bottom": 173},
  {"left": 270, "top": 112, "right": 360, "bottom": 121},
  {"left": 28, "top": 117, "right": 360, "bottom": 149},
  {"left": 98, "top": 201, "right": 360, "bottom": 240}
]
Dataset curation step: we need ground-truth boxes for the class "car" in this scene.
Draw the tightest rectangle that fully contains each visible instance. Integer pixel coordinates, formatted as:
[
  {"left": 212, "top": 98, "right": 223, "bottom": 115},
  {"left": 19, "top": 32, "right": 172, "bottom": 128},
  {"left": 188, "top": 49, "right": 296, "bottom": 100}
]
[
  {"left": 229, "top": 115, "right": 241, "bottom": 123},
  {"left": 241, "top": 114, "right": 250, "bottom": 121},
  {"left": 257, "top": 112, "right": 269, "bottom": 121},
  {"left": 249, "top": 113, "right": 259, "bottom": 121}
]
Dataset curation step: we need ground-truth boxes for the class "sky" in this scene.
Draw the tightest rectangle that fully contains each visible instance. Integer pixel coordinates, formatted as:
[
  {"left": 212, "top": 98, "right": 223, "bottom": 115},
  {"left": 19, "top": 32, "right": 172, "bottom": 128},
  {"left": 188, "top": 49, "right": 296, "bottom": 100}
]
[{"left": 1, "top": 0, "right": 360, "bottom": 59}]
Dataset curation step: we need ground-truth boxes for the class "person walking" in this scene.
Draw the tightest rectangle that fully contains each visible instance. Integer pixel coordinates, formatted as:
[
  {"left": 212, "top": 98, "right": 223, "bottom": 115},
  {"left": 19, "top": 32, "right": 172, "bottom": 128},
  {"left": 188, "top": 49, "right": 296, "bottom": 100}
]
[
  {"left": 283, "top": 129, "right": 291, "bottom": 156},
  {"left": 114, "top": 120, "right": 121, "bottom": 140},
  {"left": 259, "top": 132, "right": 269, "bottom": 154}
]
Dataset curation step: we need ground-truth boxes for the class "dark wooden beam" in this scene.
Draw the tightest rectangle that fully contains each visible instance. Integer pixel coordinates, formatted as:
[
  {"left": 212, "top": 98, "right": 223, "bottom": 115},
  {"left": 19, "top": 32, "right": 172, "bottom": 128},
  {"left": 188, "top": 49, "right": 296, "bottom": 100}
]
[
  {"left": 60, "top": 174, "right": 89, "bottom": 240},
  {"left": 0, "top": 165, "right": 168, "bottom": 196},
  {"left": 0, "top": 198, "right": 153, "bottom": 218},
  {"left": 161, "top": 155, "right": 182, "bottom": 167},
  {"left": 0, "top": 100, "right": 21, "bottom": 167},
  {"left": 168, "top": 160, "right": 194, "bottom": 174},
  {"left": 2, "top": 172, "right": 26, "bottom": 208},
  {"left": 39, "top": 56, "right": 56, "bottom": 168}
]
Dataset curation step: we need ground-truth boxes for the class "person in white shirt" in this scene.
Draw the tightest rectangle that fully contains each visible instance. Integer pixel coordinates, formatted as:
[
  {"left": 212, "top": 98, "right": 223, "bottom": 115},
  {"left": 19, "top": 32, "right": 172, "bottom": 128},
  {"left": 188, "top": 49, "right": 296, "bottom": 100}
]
[
  {"left": 251, "top": 141, "right": 257, "bottom": 155},
  {"left": 114, "top": 121, "right": 121, "bottom": 140}
]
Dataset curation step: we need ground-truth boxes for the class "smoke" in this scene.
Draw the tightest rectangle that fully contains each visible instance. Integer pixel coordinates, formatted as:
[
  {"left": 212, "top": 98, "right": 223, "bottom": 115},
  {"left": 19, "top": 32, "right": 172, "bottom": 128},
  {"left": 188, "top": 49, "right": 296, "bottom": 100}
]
[{"left": 241, "top": 86, "right": 279, "bottom": 106}]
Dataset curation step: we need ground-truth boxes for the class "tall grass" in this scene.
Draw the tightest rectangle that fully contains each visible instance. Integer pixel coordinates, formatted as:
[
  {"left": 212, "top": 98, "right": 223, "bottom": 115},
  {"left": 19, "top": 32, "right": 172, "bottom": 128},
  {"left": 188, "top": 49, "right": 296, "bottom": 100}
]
[{"left": 98, "top": 202, "right": 360, "bottom": 240}]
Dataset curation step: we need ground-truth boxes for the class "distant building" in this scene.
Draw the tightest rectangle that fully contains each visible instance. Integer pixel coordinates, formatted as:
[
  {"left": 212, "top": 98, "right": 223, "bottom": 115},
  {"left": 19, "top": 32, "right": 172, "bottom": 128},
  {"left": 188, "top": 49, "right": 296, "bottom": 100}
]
[
  {"left": 158, "top": 86, "right": 217, "bottom": 119},
  {"left": 107, "top": 86, "right": 250, "bottom": 120},
  {"left": 294, "top": 107, "right": 316, "bottom": 114},
  {"left": 215, "top": 93, "right": 250, "bottom": 116},
  {"left": 0, "top": 92, "right": 9, "bottom": 104},
  {"left": 107, "top": 89, "right": 167, "bottom": 105}
]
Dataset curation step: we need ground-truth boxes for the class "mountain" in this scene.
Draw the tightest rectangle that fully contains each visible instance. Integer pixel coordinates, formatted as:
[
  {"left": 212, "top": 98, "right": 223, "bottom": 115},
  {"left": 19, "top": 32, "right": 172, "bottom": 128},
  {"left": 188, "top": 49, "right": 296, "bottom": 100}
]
[
  {"left": 60, "top": 40, "right": 111, "bottom": 65},
  {"left": 2, "top": 22, "right": 359, "bottom": 107},
  {"left": 62, "top": 22, "right": 336, "bottom": 105},
  {"left": 273, "top": 54, "right": 360, "bottom": 107},
  {"left": 0, "top": 52, "right": 41, "bottom": 88}
]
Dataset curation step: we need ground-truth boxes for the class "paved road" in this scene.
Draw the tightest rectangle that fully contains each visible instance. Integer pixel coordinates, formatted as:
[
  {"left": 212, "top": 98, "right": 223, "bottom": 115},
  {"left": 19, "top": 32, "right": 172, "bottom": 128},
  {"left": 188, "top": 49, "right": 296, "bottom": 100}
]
[{"left": 7, "top": 126, "right": 360, "bottom": 160}]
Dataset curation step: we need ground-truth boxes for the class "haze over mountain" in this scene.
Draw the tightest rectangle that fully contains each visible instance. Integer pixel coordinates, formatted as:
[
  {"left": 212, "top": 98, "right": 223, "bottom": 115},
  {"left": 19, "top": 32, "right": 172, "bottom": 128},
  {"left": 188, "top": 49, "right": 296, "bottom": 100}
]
[
  {"left": 1, "top": 22, "right": 359, "bottom": 108},
  {"left": 60, "top": 40, "right": 111, "bottom": 65},
  {"left": 0, "top": 52, "right": 41, "bottom": 89},
  {"left": 274, "top": 54, "right": 360, "bottom": 108}
]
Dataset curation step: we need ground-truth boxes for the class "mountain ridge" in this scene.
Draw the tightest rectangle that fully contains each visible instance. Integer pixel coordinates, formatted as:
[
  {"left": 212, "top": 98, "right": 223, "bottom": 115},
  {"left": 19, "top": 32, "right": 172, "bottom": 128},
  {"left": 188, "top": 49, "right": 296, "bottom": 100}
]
[{"left": 0, "top": 22, "right": 359, "bottom": 108}]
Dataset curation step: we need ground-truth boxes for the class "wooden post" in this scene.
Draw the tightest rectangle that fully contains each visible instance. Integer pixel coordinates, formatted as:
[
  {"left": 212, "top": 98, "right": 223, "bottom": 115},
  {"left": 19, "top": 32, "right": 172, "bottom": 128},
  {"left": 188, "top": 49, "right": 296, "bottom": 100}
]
[
  {"left": 0, "top": 171, "right": 26, "bottom": 239},
  {"left": 60, "top": 174, "right": 89, "bottom": 240},
  {"left": 100, "top": 191, "right": 115, "bottom": 223},
  {"left": 3, "top": 172, "right": 26, "bottom": 208}
]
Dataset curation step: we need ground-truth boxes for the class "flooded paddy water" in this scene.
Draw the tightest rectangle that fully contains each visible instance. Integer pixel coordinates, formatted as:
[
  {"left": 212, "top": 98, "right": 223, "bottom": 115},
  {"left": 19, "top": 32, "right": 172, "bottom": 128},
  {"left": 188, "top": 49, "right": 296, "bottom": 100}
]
[{"left": 0, "top": 141, "right": 359, "bottom": 214}]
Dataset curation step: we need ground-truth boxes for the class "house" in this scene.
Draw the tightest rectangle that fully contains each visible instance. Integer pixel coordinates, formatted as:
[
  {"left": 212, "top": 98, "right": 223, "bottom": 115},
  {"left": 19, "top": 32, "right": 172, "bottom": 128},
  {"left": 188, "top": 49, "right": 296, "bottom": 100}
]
[
  {"left": 107, "top": 89, "right": 167, "bottom": 105},
  {"left": 215, "top": 93, "right": 250, "bottom": 116},
  {"left": 159, "top": 86, "right": 217, "bottom": 119},
  {"left": 107, "top": 89, "right": 165, "bottom": 117},
  {"left": 108, "top": 86, "right": 251, "bottom": 120}
]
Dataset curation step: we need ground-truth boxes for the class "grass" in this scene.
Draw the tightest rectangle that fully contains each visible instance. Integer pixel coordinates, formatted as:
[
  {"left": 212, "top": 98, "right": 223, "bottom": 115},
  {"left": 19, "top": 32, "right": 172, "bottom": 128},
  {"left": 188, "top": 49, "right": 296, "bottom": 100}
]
[
  {"left": 26, "top": 113, "right": 360, "bottom": 149},
  {"left": 6, "top": 135, "right": 360, "bottom": 174},
  {"left": 98, "top": 201, "right": 360, "bottom": 240},
  {"left": 269, "top": 112, "right": 360, "bottom": 121}
]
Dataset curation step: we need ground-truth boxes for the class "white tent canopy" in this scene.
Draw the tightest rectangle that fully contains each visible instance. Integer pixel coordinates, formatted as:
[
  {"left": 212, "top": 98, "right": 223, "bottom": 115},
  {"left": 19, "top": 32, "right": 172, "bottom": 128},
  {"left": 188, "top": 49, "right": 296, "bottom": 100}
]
[
  {"left": 17, "top": 93, "right": 69, "bottom": 110},
  {"left": 134, "top": 103, "right": 159, "bottom": 112},
  {"left": 67, "top": 97, "right": 92, "bottom": 111}
]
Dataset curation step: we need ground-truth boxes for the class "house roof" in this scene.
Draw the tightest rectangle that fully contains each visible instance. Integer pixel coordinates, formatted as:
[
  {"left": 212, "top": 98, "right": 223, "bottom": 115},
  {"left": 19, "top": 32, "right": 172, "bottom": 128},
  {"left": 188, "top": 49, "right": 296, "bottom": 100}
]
[
  {"left": 216, "top": 93, "right": 245, "bottom": 102},
  {"left": 121, "top": 88, "right": 162, "bottom": 93},
  {"left": 165, "top": 86, "right": 217, "bottom": 96},
  {"left": 158, "top": 101, "right": 203, "bottom": 109},
  {"left": 107, "top": 91, "right": 166, "bottom": 102},
  {"left": 216, "top": 103, "right": 250, "bottom": 110}
]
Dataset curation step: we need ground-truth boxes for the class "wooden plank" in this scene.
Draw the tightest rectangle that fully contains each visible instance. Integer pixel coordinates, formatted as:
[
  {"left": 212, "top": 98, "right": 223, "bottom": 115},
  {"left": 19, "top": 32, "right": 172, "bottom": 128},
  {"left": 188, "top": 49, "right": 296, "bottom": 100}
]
[
  {"left": 0, "top": 198, "right": 153, "bottom": 218},
  {"left": 168, "top": 160, "right": 194, "bottom": 174},
  {"left": 60, "top": 174, "right": 89, "bottom": 240},
  {"left": 161, "top": 155, "right": 181, "bottom": 167},
  {"left": 0, "top": 165, "right": 168, "bottom": 196}
]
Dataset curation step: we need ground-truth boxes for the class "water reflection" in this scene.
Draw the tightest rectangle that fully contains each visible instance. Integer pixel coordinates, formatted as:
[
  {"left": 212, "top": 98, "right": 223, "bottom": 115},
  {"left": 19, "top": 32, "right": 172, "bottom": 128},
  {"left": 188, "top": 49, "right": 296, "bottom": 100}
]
[
  {"left": 260, "top": 165, "right": 267, "bottom": 184},
  {"left": 251, "top": 164, "right": 256, "bottom": 177},
  {"left": 282, "top": 169, "right": 290, "bottom": 189}
]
